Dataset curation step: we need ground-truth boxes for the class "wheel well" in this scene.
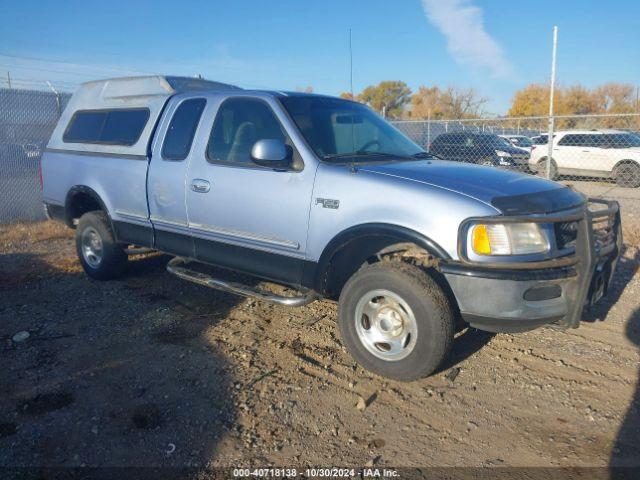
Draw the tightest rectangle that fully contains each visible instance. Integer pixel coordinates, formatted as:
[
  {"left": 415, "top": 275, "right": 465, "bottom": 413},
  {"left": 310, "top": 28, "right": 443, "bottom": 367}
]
[
  {"left": 318, "top": 235, "right": 461, "bottom": 324},
  {"left": 613, "top": 159, "right": 640, "bottom": 171},
  {"left": 319, "top": 235, "right": 440, "bottom": 294},
  {"left": 65, "top": 188, "right": 105, "bottom": 228}
]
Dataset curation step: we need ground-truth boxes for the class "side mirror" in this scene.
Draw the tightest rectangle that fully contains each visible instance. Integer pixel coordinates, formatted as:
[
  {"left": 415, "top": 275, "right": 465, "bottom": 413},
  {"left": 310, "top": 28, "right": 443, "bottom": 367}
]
[{"left": 250, "top": 139, "right": 292, "bottom": 170}]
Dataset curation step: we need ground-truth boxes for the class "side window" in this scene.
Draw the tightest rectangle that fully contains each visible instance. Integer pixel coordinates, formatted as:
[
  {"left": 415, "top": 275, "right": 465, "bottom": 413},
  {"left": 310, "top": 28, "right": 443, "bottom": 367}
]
[
  {"left": 207, "top": 98, "right": 287, "bottom": 165},
  {"left": 162, "top": 98, "right": 206, "bottom": 160},
  {"left": 558, "top": 134, "right": 581, "bottom": 146},
  {"left": 63, "top": 109, "right": 150, "bottom": 145}
]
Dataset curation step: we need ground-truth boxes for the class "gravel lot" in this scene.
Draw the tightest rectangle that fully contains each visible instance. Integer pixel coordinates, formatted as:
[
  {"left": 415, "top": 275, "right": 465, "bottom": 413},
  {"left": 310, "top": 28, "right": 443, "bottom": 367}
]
[{"left": 0, "top": 218, "right": 638, "bottom": 471}]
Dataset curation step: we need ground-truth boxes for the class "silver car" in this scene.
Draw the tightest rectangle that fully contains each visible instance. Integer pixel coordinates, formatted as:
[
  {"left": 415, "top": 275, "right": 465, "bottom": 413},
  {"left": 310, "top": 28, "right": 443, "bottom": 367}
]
[{"left": 41, "top": 76, "right": 622, "bottom": 380}]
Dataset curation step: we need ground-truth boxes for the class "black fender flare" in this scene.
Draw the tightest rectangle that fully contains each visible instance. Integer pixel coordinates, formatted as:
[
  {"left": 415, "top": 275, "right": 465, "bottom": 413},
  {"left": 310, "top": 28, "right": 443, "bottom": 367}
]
[
  {"left": 307, "top": 223, "right": 451, "bottom": 292},
  {"left": 64, "top": 185, "right": 111, "bottom": 228}
]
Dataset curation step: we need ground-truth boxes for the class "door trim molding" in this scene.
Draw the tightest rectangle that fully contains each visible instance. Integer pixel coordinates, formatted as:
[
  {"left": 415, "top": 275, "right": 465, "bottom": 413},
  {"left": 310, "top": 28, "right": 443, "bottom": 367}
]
[{"left": 188, "top": 222, "right": 300, "bottom": 251}]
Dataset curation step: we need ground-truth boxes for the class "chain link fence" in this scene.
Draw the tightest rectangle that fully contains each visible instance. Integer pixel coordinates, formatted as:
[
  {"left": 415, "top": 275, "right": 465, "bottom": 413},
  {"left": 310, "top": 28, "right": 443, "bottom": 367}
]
[
  {"left": 0, "top": 86, "right": 639, "bottom": 224},
  {"left": 393, "top": 114, "right": 640, "bottom": 188},
  {"left": 0, "top": 88, "right": 70, "bottom": 223}
]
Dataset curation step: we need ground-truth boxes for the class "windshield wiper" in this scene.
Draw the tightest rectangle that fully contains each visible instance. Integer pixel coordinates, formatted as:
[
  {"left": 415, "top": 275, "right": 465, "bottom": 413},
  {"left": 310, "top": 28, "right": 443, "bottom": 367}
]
[
  {"left": 323, "top": 151, "right": 407, "bottom": 161},
  {"left": 411, "top": 151, "right": 433, "bottom": 159}
]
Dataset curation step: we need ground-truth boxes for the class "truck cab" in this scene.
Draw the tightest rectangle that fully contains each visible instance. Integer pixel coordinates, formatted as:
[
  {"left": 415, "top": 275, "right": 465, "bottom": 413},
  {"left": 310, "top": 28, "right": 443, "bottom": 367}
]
[{"left": 42, "top": 76, "right": 622, "bottom": 381}]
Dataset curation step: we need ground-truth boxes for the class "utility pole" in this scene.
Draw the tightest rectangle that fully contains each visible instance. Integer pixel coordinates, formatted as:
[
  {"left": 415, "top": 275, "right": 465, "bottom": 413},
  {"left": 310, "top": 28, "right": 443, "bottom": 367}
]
[
  {"left": 6, "top": 71, "right": 11, "bottom": 88},
  {"left": 546, "top": 26, "right": 558, "bottom": 180}
]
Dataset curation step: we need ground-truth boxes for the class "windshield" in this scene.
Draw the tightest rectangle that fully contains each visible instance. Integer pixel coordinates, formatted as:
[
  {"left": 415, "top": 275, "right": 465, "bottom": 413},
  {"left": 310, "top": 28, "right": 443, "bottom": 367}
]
[
  {"left": 511, "top": 137, "right": 532, "bottom": 147},
  {"left": 279, "top": 96, "right": 424, "bottom": 160},
  {"left": 481, "top": 136, "right": 513, "bottom": 148}
]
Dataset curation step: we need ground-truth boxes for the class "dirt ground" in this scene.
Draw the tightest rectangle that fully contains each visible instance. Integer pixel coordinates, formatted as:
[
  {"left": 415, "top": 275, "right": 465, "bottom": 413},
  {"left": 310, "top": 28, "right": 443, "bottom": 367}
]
[{"left": 0, "top": 218, "right": 639, "bottom": 471}]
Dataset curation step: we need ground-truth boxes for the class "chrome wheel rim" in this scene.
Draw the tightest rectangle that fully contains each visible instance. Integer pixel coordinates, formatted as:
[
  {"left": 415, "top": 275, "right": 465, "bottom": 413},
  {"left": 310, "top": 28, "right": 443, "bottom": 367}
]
[
  {"left": 354, "top": 289, "right": 418, "bottom": 361},
  {"left": 81, "top": 226, "right": 103, "bottom": 268}
]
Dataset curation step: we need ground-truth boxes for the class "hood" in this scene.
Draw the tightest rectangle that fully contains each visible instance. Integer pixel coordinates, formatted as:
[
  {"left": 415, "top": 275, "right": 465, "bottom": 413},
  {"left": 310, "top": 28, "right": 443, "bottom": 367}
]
[{"left": 359, "top": 159, "right": 585, "bottom": 214}]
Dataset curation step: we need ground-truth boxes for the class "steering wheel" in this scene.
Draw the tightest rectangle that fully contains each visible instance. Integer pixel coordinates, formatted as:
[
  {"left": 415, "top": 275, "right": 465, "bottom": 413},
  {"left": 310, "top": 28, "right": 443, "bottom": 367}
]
[{"left": 358, "top": 139, "right": 381, "bottom": 152}]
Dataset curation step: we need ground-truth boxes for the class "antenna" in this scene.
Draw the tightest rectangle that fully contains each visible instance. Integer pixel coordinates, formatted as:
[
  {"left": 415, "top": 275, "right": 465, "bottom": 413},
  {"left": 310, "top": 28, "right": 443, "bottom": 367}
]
[
  {"left": 349, "top": 28, "right": 354, "bottom": 99},
  {"left": 348, "top": 28, "right": 356, "bottom": 173}
]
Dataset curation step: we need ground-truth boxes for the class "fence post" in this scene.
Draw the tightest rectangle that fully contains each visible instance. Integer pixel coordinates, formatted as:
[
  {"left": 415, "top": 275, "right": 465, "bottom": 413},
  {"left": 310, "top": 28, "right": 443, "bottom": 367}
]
[
  {"left": 546, "top": 26, "right": 558, "bottom": 180},
  {"left": 426, "top": 109, "right": 431, "bottom": 151}
]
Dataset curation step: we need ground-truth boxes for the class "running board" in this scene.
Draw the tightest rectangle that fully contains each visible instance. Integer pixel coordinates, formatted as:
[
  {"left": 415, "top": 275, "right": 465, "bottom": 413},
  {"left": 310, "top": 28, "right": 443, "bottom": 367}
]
[
  {"left": 125, "top": 247, "right": 154, "bottom": 255},
  {"left": 166, "top": 257, "right": 319, "bottom": 307}
]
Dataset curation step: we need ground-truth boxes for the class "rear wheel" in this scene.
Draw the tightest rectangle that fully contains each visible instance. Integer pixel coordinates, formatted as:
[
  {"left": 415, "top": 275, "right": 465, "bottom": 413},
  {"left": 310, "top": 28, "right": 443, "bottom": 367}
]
[
  {"left": 613, "top": 162, "right": 640, "bottom": 188},
  {"left": 75, "top": 211, "right": 127, "bottom": 280},
  {"left": 338, "top": 261, "right": 454, "bottom": 381},
  {"left": 537, "top": 158, "right": 557, "bottom": 180}
]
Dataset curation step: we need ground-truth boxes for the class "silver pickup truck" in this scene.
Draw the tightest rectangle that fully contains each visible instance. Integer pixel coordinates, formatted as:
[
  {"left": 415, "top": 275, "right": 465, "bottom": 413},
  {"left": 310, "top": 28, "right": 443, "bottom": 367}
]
[{"left": 41, "top": 76, "right": 622, "bottom": 380}]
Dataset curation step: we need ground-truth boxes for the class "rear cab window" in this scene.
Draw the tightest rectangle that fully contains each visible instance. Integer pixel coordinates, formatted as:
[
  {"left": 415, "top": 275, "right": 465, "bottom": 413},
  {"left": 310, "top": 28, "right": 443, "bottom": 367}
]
[
  {"left": 162, "top": 98, "right": 207, "bottom": 160},
  {"left": 63, "top": 108, "right": 150, "bottom": 146}
]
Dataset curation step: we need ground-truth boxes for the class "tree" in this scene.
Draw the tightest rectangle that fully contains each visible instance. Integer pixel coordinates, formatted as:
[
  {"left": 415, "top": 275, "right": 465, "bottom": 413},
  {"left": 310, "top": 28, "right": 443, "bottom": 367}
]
[
  {"left": 356, "top": 81, "right": 411, "bottom": 118},
  {"left": 592, "top": 83, "right": 636, "bottom": 114},
  {"left": 507, "top": 84, "right": 551, "bottom": 118},
  {"left": 559, "top": 84, "right": 598, "bottom": 116},
  {"left": 509, "top": 82, "right": 639, "bottom": 129},
  {"left": 409, "top": 86, "right": 488, "bottom": 119},
  {"left": 339, "top": 92, "right": 354, "bottom": 100}
]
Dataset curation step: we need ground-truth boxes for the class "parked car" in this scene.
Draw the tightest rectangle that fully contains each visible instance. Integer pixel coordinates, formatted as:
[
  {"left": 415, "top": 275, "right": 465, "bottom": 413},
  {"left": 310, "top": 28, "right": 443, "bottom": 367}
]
[
  {"left": 529, "top": 129, "right": 640, "bottom": 187},
  {"left": 41, "top": 76, "right": 622, "bottom": 380},
  {"left": 430, "top": 132, "right": 530, "bottom": 168},
  {"left": 499, "top": 134, "right": 533, "bottom": 152},
  {"left": 530, "top": 134, "right": 550, "bottom": 145}
]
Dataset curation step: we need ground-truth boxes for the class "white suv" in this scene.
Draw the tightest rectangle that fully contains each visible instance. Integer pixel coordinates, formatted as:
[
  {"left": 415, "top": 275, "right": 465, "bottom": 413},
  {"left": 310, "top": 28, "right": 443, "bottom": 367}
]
[{"left": 529, "top": 129, "right": 640, "bottom": 187}]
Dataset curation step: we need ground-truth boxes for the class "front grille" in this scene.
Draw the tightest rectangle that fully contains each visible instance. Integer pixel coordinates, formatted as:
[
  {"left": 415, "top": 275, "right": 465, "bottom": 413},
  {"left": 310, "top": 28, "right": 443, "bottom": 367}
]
[
  {"left": 554, "top": 212, "right": 616, "bottom": 253},
  {"left": 555, "top": 221, "right": 578, "bottom": 250}
]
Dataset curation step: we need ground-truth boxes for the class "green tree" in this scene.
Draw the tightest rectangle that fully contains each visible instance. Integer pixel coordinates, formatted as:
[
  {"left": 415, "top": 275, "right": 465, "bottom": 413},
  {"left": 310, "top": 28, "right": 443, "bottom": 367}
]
[{"left": 356, "top": 81, "right": 411, "bottom": 118}]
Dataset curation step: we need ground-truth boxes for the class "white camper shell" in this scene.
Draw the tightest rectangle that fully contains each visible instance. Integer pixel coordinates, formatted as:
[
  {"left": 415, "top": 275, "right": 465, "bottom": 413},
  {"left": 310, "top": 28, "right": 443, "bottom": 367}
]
[{"left": 47, "top": 76, "right": 239, "bottom": 157}]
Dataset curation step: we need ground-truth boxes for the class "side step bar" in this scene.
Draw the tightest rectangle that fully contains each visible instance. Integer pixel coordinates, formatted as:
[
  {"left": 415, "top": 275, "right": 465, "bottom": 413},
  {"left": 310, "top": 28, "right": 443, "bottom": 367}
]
[{"left": 166, "top": 257, "right": 319, "bottom": 307}]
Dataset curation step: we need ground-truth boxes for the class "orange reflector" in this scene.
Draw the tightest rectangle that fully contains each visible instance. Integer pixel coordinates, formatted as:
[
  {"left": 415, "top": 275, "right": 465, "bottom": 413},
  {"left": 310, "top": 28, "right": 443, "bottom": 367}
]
[{"left": 472, "top": 224, "right": 491, "bottom": 255}]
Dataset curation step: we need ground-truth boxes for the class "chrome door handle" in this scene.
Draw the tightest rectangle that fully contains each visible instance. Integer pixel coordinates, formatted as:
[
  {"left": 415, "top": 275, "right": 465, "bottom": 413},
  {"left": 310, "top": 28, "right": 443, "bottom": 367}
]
[{"left": 191, "top": 179, "right": 210, "bottom": 193}]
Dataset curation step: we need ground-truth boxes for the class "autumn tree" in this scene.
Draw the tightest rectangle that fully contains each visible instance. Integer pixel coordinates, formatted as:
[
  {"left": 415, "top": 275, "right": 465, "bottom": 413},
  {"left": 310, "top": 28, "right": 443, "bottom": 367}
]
[
  {"left": 356, "top": 81, "right": 411, "bottom": 118},
  {"left": 509, "top": 82, "right": 639, "bottom": 128},
  {"left": 592, "top": 83, "right": 636, "bottom": 114},
  {"left": 339, "top": 92, "right": 354, "bottom": 100},
  {"left": 507, "top": 84, "right": 551, "bottom": 117},
  {"left": 409, "top": 86, "right": 488, "bottom": 119}
]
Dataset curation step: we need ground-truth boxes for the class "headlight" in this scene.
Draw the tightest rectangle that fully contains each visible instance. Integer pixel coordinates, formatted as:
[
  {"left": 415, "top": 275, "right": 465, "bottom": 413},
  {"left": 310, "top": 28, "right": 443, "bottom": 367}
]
[
  {"left": 495, "top": 150, "right": 511, "bottom": 157},
  {"left": 471, "top": 223, "right": 549, "bottom": 255}
]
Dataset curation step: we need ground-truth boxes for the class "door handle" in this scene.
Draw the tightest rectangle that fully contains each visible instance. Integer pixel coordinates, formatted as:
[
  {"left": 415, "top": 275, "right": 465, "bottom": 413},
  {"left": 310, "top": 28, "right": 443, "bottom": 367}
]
[{"left": 191, "top": 179, "right": 210, "bottom": 193}]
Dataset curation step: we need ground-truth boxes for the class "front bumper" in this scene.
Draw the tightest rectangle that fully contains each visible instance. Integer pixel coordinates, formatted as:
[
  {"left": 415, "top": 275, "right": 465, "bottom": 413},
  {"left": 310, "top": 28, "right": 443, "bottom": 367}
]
[{"left": 440, "top": 198, "right": 622, "bottom": 333}]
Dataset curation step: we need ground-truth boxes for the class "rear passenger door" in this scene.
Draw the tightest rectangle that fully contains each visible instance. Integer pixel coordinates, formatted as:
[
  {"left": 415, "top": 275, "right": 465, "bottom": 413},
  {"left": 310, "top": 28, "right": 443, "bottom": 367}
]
[
  {"left": 555, "top": 134, "right": 587, "bottom": 172},
  {"left": 185, "top": 96, "right": 315, "bottom": 285},
  {"left": 148, "top": 97, "right": 207, "bottom": 256}
]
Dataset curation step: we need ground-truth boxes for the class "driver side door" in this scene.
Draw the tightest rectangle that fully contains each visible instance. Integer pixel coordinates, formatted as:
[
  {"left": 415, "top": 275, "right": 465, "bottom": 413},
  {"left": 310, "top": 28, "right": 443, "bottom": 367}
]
[{"left": 186, "top": 96, "right": 315, "bottom": 286}]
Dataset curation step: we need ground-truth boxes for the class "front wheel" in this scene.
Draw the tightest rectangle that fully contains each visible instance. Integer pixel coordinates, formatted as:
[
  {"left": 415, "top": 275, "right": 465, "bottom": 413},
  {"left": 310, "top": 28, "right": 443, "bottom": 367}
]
[
  {"left": 613, "top": 162, "right": 640, "bottom": 188},
  {"left": 338, "top": 261, "right": 454, "bottom": 381},
  {"left": 75, "top": 211, "right": 127, "bottom": 280}
]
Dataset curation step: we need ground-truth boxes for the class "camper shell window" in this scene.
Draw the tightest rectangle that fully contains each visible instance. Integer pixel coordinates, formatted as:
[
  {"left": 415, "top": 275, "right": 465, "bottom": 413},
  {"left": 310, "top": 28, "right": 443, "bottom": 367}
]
[{"left": 63, "top": 108, "right": 150, "bottom": 146}]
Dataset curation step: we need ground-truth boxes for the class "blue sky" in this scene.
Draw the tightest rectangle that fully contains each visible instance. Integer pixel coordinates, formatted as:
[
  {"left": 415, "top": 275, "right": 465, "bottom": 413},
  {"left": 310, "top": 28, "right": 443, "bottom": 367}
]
[{"left": 0, "top": 0, "right": 638, "bottom": 114}]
